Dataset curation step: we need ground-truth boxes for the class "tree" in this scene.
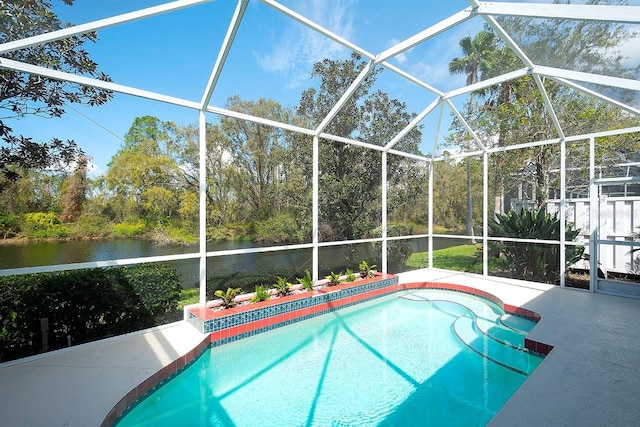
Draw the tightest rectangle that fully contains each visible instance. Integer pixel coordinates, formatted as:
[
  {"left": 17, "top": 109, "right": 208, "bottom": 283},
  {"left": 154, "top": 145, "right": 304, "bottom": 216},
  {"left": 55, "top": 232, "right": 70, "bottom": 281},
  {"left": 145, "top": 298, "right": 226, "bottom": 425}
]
[
  {"left": 449, "top": 11, "right": 640, "bottom": 212},
  {"left": 105, "top": 118, "right": 182, "bottom": 222},
  {"left": 221, "top": 96, "right": 295, "bottom": 221},
  {"left": 0, "top": 0, "right": 112, "bottom": 186},
  {"left": 60, "top": 154, "right": 89, "bottom": 221},
  {"left": 298, "top": 53, "right": 422, "bottom": 241},
  {"left": 449, "top": 30, "right": 497, "bottom": 238}
]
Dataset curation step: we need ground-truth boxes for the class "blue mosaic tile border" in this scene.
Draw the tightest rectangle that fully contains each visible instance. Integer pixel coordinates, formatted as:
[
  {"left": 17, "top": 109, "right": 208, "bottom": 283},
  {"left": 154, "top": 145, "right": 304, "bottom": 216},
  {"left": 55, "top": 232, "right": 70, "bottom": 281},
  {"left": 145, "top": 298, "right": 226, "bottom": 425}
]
[{"left": 201, "top": 276, "right": 398, "bottom": 344}]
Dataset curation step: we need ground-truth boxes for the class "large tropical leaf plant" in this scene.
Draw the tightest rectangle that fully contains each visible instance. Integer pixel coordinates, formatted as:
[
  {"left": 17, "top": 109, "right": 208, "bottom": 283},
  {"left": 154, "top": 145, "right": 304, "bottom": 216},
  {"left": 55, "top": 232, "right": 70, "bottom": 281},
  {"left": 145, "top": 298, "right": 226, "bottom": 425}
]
[{"left": 489, "top": 207, "right": 584, "bottom": 283}]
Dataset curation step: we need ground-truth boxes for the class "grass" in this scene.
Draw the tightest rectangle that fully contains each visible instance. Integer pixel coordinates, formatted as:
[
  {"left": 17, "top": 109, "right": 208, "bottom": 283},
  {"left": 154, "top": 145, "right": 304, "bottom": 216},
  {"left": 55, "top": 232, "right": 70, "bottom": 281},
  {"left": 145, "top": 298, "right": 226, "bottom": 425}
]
[
  {"left": 178, "top": 288, "right": 200, "bottom": 309},
  {"left": 406, "top": 244, "right": 501, "bottom": 274}
]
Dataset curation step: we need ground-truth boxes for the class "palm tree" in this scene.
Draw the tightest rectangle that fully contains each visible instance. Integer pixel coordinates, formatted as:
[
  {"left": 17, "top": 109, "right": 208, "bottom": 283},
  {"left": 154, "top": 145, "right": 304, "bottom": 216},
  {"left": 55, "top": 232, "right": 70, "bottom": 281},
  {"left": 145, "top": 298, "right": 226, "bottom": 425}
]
[{"left": 449, "top": 30, "right": 496, "bottom": 241}]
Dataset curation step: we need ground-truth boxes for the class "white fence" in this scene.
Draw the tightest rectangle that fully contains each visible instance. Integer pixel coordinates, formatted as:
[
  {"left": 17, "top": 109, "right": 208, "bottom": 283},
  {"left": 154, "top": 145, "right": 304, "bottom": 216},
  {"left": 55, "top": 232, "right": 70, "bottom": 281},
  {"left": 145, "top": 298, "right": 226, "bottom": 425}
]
[{"left": 547, "top": 197, "right": 640, "bottom": 274}]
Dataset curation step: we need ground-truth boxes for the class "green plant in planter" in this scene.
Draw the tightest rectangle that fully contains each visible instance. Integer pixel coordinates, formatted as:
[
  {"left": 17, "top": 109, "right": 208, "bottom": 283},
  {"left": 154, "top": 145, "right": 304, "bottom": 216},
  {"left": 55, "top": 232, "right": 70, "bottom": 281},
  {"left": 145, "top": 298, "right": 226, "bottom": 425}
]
[
  {"left": 214, "top": 287, "right": 242, "bottom": 309},
  {"left": 273, "top": 276, "right": 292, "bottom": 296},
  {"left": 358, "top": 260, "right": 377, "bottom": 278},
  {"left": 296, "top": 270, "right": 314, "bottom": 291},
  {"left": 251, "top": 284, "right": 271, "bottom": 302},
  {"left": 326, "top": 271, "right": 342, "bottom": 286},
  {"left": 345, "top": 268, "right": 357, "bottom": 282}
]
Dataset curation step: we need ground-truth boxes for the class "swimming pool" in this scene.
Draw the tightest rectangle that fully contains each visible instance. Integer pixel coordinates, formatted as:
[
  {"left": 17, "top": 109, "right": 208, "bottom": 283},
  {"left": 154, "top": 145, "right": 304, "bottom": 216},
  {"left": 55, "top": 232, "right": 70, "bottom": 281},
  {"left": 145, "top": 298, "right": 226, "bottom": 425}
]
[{"left": 116, "top": 289, "right": 543, "bottom": 426}]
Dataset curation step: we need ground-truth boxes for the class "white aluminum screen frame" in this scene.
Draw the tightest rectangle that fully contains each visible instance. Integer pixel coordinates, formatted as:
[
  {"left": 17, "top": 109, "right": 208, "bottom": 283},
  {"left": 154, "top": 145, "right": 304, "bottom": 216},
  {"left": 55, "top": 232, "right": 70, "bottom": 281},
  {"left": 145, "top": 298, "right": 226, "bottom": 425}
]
[{"left": 0, "top": 1, "right": 638, "bottom": 304}]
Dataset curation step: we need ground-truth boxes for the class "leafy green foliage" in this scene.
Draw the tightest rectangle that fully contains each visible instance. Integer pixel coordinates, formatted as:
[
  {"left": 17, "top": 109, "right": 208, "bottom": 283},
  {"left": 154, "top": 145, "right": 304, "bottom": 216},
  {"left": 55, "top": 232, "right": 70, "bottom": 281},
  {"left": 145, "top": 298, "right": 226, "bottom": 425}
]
[
  {"left": 251, "top": 285, "right": 271, "bottom": 303},
  {"left": 0, "top": 0, "right": 112, "bottom": 185},
  {"left": 0, "top": 213, "right": 20, "bottom": 238},
  {"left": 21, "top": 212, "right": 69, "bottom": 238},
  {"left": 358, "top": 260, "right": 377, "bottom": 278},
  {"left": 0, "top": 263, "right": 182, "bottom": 362},
  {"left": 371, "top": 224, "right": 414, "bottom": 273},
  {"left": 214, "top": 287, "right": 242, "bottom": 309},
  {"left": 272, "top": 276, "right": 292, "bottom": 296},
  {"left": 489, "top": 207, "right": 584, "bottom": 283},
  {"left": 345, "top": 268, "right": 357, "bottom": 282},
  {"left": 112, "top": 221, "right": 146, "bottom": 238},
  {"left": 299, "top": 53, "right": 422, "bottom": 240},
  {"left": 296, "top": 270, "right": 314, "bottom": 291},
  {"left": 325, "top": 271, "right": 342, "bottom": 286},
  {"left": 253, "top": 213, "right": 305, "bottom": 243}
]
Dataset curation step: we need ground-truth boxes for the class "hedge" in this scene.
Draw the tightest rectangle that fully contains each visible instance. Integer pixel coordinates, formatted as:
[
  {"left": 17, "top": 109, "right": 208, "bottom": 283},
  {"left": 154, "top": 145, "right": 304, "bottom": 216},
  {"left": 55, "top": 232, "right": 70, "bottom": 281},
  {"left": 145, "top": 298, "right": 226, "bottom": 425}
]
[{"left": 0, "top": 263, "right": 182, "bottom": 362}]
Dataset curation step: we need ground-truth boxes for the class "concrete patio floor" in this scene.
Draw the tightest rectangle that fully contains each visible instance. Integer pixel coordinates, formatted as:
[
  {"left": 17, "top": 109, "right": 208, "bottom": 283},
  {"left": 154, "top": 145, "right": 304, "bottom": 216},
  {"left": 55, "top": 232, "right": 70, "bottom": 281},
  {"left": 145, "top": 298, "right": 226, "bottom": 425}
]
[{"left": 1, "top": 268, "right": 639, "bottom": 426}]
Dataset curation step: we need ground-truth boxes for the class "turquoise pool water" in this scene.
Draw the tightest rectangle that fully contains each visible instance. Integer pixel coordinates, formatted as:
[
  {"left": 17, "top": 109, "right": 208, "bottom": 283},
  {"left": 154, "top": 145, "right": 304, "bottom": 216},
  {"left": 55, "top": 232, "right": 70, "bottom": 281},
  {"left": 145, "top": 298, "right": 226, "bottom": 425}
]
[{"left": 117, "top": 289, "right": 543, "bottom": 426}]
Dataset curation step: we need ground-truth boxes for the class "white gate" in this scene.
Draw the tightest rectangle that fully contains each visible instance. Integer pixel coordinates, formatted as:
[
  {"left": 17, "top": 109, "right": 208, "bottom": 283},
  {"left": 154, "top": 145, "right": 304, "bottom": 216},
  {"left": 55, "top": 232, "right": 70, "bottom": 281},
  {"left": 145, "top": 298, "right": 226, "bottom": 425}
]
[{"left": 592, "top": 178, "right": 640, "bottom": 298}]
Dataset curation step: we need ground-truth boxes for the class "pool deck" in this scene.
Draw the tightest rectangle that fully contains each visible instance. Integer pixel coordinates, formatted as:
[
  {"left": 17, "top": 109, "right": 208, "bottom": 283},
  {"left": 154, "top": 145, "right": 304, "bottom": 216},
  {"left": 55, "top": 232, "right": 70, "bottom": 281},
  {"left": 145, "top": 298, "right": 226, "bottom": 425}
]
[{"left": 1, "top": 268, "right": 639, "bottom": 426}]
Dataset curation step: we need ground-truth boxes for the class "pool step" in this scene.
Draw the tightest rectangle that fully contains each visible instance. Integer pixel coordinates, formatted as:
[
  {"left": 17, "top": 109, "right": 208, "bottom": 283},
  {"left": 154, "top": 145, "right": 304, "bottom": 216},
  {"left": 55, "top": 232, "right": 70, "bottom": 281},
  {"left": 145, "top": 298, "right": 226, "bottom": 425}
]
[
  {"left": 475, "top": 316, "right": 526, "bottom": 349},
  {"left": 453, "top": 315, "right": 541, "bottom": 376},
  {"left": 500, "top": 314, "right": 537, "bottom": 334}
]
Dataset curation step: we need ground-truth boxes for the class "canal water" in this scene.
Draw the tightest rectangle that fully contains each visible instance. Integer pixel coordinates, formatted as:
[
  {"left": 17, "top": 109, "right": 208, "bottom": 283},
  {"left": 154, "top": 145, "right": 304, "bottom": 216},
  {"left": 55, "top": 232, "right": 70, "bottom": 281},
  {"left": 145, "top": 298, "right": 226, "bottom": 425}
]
[{"left": 0, "top": 237, "right": 460, "bottom": 287}]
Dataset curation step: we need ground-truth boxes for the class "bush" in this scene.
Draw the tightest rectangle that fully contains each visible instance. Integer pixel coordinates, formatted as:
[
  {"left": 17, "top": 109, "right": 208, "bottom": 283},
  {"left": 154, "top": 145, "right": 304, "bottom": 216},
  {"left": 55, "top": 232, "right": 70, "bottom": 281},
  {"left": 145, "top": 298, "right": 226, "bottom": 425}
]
[
  {"left": 73, "top": 215, "right": 113, "bottom": 238},
  {"left": 371, "top": 224, "right": 414, "bottom": 273},
  {"left": 21, "top": 212, "right": 69, "bottom": 238},
  {"left": 0, "top": 213, "right": 20, "bottom": 238},
  {"left": 0, "top": 263, "right": 182, "bottom": 362},
  {"left": 23, "top": 212, "right": 61, "bottom": 229},
  {"left": 253, "top": 213, "right": 304, "bottom": 243},
  {"left": 489, "top": 207, "right": 584, "bottom": 283},
  {"left": 113, "top": 221, "right": 147, "bottom": 238}
]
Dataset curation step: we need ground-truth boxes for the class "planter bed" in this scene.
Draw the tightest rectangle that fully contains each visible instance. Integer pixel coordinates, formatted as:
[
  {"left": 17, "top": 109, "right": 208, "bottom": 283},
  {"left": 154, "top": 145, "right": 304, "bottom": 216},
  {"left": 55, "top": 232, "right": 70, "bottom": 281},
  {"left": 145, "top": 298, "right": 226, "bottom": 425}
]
[{"left": 187, "top": 273, "right": 399, "bottom": 345}]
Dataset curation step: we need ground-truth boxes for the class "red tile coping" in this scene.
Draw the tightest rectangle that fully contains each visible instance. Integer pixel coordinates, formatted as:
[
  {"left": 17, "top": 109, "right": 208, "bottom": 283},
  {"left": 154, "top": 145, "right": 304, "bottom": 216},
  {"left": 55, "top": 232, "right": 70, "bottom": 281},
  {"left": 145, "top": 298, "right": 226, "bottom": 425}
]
[
  {"left": 101, "top": 334, "right": 211, "bottom": 427},
  {"left": 400, "top": 281, "right": 552, "bottom": 356}
]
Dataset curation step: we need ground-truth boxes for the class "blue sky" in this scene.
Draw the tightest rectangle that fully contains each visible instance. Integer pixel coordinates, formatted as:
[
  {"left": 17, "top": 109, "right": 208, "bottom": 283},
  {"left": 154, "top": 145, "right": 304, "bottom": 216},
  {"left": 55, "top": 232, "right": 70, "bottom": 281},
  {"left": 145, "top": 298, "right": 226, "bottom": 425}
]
[
  {"left": 1, "top": 0, "right": 490, "bottom": 174},
  {"left": 8, "top": 0, "right": 637, "bottom": 175}
]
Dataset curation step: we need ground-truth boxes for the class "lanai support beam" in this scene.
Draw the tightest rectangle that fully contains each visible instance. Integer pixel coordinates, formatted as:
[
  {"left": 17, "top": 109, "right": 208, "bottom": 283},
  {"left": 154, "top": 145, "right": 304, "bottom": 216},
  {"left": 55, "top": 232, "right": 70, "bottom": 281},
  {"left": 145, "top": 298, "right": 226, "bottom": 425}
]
[
  {"left": 476, "top": 1, "right": 640, "bottom": 24},
  {"left": 200, "top": 0, "right": 249, "bottom": 108},
  {"left": 0, "top": 0, "right": 214, "bottom": 54}
]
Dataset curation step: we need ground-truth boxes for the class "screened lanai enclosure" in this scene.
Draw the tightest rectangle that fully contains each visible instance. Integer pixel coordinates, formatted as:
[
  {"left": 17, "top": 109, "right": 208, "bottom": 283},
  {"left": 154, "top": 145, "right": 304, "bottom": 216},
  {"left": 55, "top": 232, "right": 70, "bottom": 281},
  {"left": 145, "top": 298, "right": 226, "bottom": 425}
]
[{"left": 1, "top": 0, "right": 640, "bottom": 321}]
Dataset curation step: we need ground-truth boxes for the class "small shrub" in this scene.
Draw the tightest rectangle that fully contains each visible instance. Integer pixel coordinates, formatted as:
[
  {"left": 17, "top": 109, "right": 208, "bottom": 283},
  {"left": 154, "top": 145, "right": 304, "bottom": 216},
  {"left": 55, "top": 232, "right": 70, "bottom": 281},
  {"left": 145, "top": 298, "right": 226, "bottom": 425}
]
[
  {"left": 489, "top": 207, "right": 584, "bottom": 283},
  {"left": 272, "top": 276, "right": 292, "bottom": 296},
  {"left": 296, "top": 270, "right": 314, "bottom": 291},
  {"left": 74, "top": 215, "right": 112, "bottom": 238},
  {"left": 371, "top": 224, "right": 414, "bottom": 272},
  {"left": 214, "top": 287, "right": 242, "bottom": 309},
  {"left": 358, "top": 261, "right": 377, "bottom": 278},
  {"left": 251, "top": 285, "right": 271, "bottom": 302},
  {"left": 113, "top": 221, "right": 146, "bottom": 238},
  {"left": 326, "top": 271, "right": 342, "bottom": 286},
  {"left": 23, "top": 212, "right": 61, "bottom": 229},
  {"left": 0, "top": 214, "right": 20, "bottom": 238},
  {"left": 253, "top": 213, "right": 304, "bottom": 243},
  {"left": 345, "top": 268, "right": 357, "bottom": 282},
  {"left": 21, "top": 212, "right": 69, "bottom": 238},
  {"left": 0, "top": 263, "right": 182, "bottom": 362}
]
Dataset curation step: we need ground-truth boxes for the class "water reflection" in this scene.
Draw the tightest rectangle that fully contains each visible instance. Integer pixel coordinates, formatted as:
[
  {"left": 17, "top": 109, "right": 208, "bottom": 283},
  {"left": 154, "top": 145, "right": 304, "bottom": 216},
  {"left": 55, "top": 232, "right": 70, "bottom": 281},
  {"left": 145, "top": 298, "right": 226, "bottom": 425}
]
[{"left": 0, "top": 238, "right": 460, "bottom": 288}]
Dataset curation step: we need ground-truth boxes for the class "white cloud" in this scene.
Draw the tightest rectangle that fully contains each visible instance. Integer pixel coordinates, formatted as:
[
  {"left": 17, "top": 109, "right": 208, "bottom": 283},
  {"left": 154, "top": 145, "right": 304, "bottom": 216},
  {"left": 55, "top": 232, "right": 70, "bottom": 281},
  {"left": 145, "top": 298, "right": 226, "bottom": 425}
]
[
  {"left": 386, "top": 38, "right": 408, "bottom": 65},
  {"left": 255, "top": 0, "right": 356, "bottom": 88},
  {"left": 619, "top": 35, "right": 640, "bottom": 69}
]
